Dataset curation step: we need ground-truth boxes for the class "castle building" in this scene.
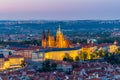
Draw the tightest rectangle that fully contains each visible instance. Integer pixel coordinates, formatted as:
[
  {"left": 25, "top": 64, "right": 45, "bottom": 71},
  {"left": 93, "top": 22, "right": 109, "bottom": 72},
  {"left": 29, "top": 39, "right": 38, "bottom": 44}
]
[
  {"left": 109, "top": 40, "right": 118, "bottom": 53},
  {"left": 41, "top": 25, "right": 72, "bottom": 48},
  {"left": 80, "top": 44, "right": 97, "bottom": 59},
  {"left": 32, "top": 26, "right": 81, "bottom": 61},
  {"left": 0, "top": 54, "right": 24, "bottom": 71},
  {"left": 32, "top": 47, "right": 81, "bottom": 61},
  {"left": 9, "top": 55, "right": 24, "bottom": 68}
]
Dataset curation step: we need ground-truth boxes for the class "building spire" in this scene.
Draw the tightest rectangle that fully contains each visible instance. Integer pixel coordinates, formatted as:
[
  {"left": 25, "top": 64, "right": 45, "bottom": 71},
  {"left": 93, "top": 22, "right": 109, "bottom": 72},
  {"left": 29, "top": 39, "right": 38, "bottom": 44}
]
[
  {"left": 42, "top": 30, "right": 46, "bottom": 39},
  {"left": 57, "top": 24, "right": 62, "bottom": 34},
  {"left": 47, "top": 29, "right": 50, "bottom": 36},
  {"left": 47, "top": 29, "right": 50, "bottom": 40}
]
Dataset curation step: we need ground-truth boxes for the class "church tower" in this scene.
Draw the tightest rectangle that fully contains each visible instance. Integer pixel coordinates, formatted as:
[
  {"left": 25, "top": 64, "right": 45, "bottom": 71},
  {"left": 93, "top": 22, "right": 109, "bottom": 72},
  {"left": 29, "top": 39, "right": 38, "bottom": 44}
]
[
  {"left": 56, "top": 25, "right": 65, "bottom": 48},
  {"left": 47, "top": 30, "right": 55, "bottom": 48},
  {"left": 42, "top": 30, "right": 47, "bottom": 48},
  {"left": 41, "top": 25, "right": 72, "bottom": 48}
]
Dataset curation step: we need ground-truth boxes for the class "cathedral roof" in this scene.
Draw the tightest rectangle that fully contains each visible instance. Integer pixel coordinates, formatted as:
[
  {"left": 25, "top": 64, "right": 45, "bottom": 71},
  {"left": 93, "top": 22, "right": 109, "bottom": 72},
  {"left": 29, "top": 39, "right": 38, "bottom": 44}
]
[{"left": 36, "top": 47, "right": 81, "bottom": 53}]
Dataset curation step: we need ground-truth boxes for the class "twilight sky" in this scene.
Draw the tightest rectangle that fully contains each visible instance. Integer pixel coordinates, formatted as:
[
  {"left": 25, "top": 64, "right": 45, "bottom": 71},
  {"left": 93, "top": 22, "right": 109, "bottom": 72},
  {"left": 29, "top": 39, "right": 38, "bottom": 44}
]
[{"left": 0, "top": 0, "right": 120, "bottom": 20}]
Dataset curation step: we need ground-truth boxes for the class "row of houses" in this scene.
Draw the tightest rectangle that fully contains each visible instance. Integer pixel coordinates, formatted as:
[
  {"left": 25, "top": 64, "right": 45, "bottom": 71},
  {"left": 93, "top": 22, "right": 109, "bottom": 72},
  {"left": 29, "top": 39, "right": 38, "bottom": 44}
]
[{"left": 1, "top": 61, "right": 120, "bottom": 80}]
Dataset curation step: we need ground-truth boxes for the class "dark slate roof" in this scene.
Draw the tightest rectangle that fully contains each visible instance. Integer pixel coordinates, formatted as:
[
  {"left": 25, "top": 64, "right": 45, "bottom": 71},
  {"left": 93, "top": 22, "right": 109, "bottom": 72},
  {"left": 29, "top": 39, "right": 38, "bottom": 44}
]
[
  {"left": 0, "top": 54, "right": 4, "bottom": 58},
  {"left": 37, "top": 47, "right": 81, "bottom": 53}
]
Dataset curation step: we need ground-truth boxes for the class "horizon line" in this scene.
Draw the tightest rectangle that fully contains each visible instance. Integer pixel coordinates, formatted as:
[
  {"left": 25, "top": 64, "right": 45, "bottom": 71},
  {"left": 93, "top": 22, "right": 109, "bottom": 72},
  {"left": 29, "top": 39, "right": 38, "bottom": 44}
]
[{"left": 0, "top": 19, "right": 120, "bottom": 21}]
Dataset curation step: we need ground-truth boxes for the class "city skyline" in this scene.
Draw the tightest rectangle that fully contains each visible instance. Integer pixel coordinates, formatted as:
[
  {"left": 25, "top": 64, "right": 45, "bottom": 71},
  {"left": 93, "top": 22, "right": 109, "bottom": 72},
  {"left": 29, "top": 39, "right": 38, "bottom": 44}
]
[{"left": 0, "top": 0, "right": 120, "bottom": 20}]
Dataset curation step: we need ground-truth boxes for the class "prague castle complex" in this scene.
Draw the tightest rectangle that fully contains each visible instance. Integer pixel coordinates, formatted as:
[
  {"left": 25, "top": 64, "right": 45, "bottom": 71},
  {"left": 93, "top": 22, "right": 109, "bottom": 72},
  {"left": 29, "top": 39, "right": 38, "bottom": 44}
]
[
  {"left": 32, "top": 26, "right": 119, "bottom": 61},
  {"left": 42, "top": 25, "right": 72, "bottom": 48},
  {"left": 32, "top": 26, "right": 81, "bottom": 61},
  {"left": 0, "top": 25, "right": 119, "bottom": 71}
]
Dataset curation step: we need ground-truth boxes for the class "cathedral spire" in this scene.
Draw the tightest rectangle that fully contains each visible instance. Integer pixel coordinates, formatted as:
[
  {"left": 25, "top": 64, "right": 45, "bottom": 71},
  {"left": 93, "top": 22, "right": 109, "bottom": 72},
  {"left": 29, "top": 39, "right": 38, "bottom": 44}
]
[
  {"left": 42, "top": 30, "right": 46, "bottom": 39},
  {"left": 48, "top": 29, "right": 50, "bottom": 36},
  {"left": 47, "top": 29, "right": 50, "bottom": 40},
  {"left": 57, "top": 25, "right": 62, "bottom": 34}
]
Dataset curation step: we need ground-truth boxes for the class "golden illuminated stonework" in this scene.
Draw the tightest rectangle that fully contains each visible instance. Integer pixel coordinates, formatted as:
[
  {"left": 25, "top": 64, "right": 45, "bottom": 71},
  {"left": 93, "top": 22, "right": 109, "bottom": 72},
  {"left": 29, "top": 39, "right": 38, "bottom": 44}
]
[
  {"left": 41, "top": 25, "right": 72, "bottom": 48},
  {"left": 0, "top": 54, "right": 24, "bottom": 71}
]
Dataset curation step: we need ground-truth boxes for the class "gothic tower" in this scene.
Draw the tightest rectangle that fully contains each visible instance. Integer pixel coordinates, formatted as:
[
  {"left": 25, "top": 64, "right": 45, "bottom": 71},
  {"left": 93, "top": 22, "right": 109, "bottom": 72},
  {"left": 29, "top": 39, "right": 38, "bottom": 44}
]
[
  {"left": 56, "top": 25, "right": 66, "bottom": 48},
  {"left": 47, "top": 30, "right": 55, "bottom": 48},
  {"left": 41, "top": 25, "right": 72, "bottom": 48},
  {"left": 42, "top": 30, "right": 47, "bottom": 48}
]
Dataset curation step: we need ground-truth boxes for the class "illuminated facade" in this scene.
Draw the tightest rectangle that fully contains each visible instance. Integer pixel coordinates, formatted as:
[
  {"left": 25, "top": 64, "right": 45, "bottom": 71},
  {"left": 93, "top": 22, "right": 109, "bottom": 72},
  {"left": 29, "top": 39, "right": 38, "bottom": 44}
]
[
  {"left": 0, "top": 54, "right": 24, "bottom": 71},
  {"left": 80, "top": 45, "right": 97, "bottom": 59},
  {"left": 109, "top": 41, "right": 118, "bottom": 53},
  {"left": 9, "top": 55, "right": 24, "bottom": 68},
  {"left": 109, "top": 45, "right": 118, "bottom": 53},
  {"left": 41, "top": 25, "right": 72, "bottom": 48},
  {"left": 32, "top": 47, "right": 81, "bottom": 61},
  {"left": 4, "top": 58, "right": 10, "bottom": 69}
]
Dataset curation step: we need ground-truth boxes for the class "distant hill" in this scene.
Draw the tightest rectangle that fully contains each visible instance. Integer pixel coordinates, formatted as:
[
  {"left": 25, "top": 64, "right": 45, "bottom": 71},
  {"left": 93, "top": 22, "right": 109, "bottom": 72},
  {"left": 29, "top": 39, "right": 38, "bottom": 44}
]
[{"left": 0, "top": 20, "right": 120, "bottom": 34}]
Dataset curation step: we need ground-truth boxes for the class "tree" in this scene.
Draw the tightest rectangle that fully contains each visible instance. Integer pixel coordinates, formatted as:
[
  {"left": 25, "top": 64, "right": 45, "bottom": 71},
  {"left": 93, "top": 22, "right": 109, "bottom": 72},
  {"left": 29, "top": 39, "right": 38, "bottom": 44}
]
[
  {"left": 9, "top": 51, "right": 12, "bottom": 56},
  {"left": 63, "top": 53, "right": 73, "bottom": 62},
  {"left": 21, "top": 60, "right": 26, "bottom": 67},
  {"left": 42, "top": 60, "right": 51, "bottom": 71},
  {"left": 63, "top": 57, "right": 67, "bottom": 61},
  {"left": 115, "top": 48, "right": 120, "bottom": 54},
  {"left": 79, "top": 52, "right": 88, "bottom": 60},
  {"left": 83, "top": 52, "right": 87, "bottom": 60},
  {"left": 104, "top": 54, "right": 120, "bottom": 64},
  {"left": 68, "top": 57, "right": 73, "bottom": 62},
  {"left": 104, "top": 52, "right": 111, "bottom": 58},
  {"left": 90, "top": 53, "right": 96, "bottom": 60},
  {"left": 97, "top": 50, "right": 105, "bottom": 57},
  {"left": 75, "top": 56, "right": 79, "bottom": 61},
  {"left": 51, "top": 63, "right": 57, "bottom": 70}
]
